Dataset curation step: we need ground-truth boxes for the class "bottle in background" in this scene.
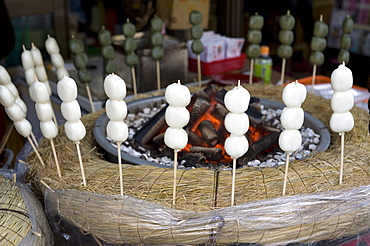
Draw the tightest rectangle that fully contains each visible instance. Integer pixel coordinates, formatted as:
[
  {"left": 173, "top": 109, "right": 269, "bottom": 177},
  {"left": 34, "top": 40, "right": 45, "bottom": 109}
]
[{"left": 254, "top": 45, "right": 272, "bottom": 84}]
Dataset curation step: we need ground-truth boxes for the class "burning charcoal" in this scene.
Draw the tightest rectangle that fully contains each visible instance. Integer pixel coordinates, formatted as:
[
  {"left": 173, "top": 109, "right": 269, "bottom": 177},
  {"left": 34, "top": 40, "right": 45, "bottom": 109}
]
[
  {"left": 190, "top": 146, "right": 223, "bottom": 161},
  {"left": 187, "top": 97, "right": 211, "bottom": 128},
  {"left": 203, "top": 84, "right": 219, "bottom": 98},
  {"left": 214, "top": 88, "right": 227, "bottom": 105},
  {"left": 250, "top": 96, "right": 260, "bottom": 105},
  {"left": 238, "top": 132, "right": 280, "bottom": 165},
  {"left": 257, "top": 124, "right": 281, "bottom": 133},
  {"left": 188, "top": 130, "right": 207, "bottom": 147},
  {"left": 246, "top": 107, "right": 263, "bottom": 125},
  {"left": 198, "top": 120, "right": 219, "bottom": 147},
  {"left": 217, "top": 125, "right": 228, "bottom": 145},
  {"left": 211, "top": 103, "right": 228, "bottom": 122},
  {"left": 180, "top": 152, "right": 206, "bottom": 166},
  {"left": 194, "top": 89, "right": 211, "bottom": 103},
  {"left": 152, "top": 132, "right": 164, "bottom": 146},
  {"left": 134, "top": 105, "right": 168, "bottom": 144}
]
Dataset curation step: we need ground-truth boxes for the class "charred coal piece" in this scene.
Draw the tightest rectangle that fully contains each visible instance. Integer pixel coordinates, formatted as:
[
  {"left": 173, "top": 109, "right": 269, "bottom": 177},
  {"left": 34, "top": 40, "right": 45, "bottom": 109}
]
[
  {"left": 134, "top": 105, "right": 168, "bottom": 144},
  {"left": 181, "top": 152, "right": 206, "bottom": 165},
  {"left": 187, "top": 97, "right": 211, "bottom": 128},
  {"left": 152, "top": 132, "right": 165, "bottom": 146},
  {"left": 203, "top": 84, "right": 219, "bottom": 98},
  {"left": 190, "top": 146, "right": 223, "bottom": 161},
  {"left": 214, "top": 88, "right": 227, "bottom": 105},
  {"left": 238, "top": 132, "right": 280, "bottom": 165},
  {"left": 247, "top": 107, "right": 263, "bottom": 125},
  {"left": 188, "top": 130, "right": 207, "bottom": 147},
  {"left": 194, "top": 89, "right": 211, "bottom": 103},
  {"left": 198, "top": 120, "right": 219, "bottom": 147},
  {"left": 217, "top": 125, "right": 228, "bottom": 145},
  {"left": 211, "top": 103, "right": 228, "bottom": 122}
]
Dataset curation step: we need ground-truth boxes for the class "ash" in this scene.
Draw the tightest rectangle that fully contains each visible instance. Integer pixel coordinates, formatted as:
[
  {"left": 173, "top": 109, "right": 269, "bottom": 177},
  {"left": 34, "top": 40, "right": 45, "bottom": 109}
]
[{"left": 107, "top": 104, "right": 321, "bottom": 169}]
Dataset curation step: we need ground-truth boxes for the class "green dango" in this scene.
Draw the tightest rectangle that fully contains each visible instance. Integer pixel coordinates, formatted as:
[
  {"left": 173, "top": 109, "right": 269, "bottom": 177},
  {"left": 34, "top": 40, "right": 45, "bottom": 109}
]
[
  {"left": 98, "top": 27, "right": 112, "bottom": 46},
  {"left": 279, "top": 13, "right": 295, "bottom": 30},
  {"left": 125, "top": 52, "right": 139, "bottom": 66},
  {"left": 105, "top": 59, "right": 117, "bottom": 74},
  {"left": 150, "top": 16, "right": 163, "bottom": 32},
  {"left": 340, "top": 34, "right": 351, "bottom": 50},
  {"left": 151, "top": 46, "right": 164, "bottom": 60},
  {"left": 248, "top": 14, "right": 264, "bottom": 30},
  {"left": 77, "top": 69, "right": 92, "bottom": 83},
  {"left": 150, "top": 32, "right": 163, "bottom": 47},
  {"left": 68, "top": 38, "right": 84, "bottom": 55},
  {"left": 313, "top": 21, "right": 329, "bottom": 38},
  {"left": 101, "top": 46, "right": 115, "bottom": 60},
  {"left": 309, "top": 51, "right": 324, "bottom": 66},
  {"left": 189, "top": 10, "right": 203, "bottom": 25},
  {"left": 337, "top": 49, "right": 350, "bottom": 64},
  {"left": 191, "top": 25, "right": 204, "bottom": 40},
  {"left": 246, "top": 44, "right": 260, "bottom": 58},
  {"left": 247, "top": 30, "right": 262, "bottom": 44},
  {"left": 310, "top": 37, "right": 327, "bottom": 51},
  {"left": 122, "top": 22, "right": 136, "bottom": 37},
  {"left": 73, "top": 53, "right": 87, "bottom": 70},
  {"left": 124, "top": 37, "right": 137, "bottom": 53},
  {"left": 278, "top": 30, "right": 294, "bottom": 45},
  {"left": 191, "top": 39, "right": 204, "bottom": 54},
  {"left": 277, "top": 44, "right": 293, "bottom": 59},
  {"left": 342, "top": 16, "right": 354, "bottom": 34}
]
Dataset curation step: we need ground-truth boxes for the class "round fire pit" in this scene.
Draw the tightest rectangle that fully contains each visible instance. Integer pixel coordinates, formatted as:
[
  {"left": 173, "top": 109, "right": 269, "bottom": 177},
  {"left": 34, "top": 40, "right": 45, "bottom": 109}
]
[{"left": 94, "top": 96, "right": 331, "bottom": 167}]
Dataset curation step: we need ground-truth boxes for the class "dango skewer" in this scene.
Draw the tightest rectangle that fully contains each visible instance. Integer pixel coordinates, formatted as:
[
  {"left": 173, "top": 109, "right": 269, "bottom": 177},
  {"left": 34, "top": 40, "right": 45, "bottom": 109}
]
[
  {"left": 224, "top": 80, "right": 250, "bottom": 205},
  {"left": 104, "top": 74, "right": 128, "bottom": 196},
  {"left": 164, "top": 80, "right": 191, "bottom": 205}
]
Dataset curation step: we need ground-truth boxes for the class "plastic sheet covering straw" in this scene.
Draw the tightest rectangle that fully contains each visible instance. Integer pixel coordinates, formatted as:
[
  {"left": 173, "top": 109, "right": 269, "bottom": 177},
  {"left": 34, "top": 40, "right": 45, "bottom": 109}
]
[
  {"left": 0, "top": 172, "right": 53, "bottom": 246},
  {"left": 44, "top": 186, "right": 370, "bottom": 245}
]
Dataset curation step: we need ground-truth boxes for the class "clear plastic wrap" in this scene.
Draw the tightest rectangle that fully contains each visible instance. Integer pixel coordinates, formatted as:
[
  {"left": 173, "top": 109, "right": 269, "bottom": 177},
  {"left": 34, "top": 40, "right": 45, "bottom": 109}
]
[{"left": 44, "top": 186, "right": 370, "bottom": 245}]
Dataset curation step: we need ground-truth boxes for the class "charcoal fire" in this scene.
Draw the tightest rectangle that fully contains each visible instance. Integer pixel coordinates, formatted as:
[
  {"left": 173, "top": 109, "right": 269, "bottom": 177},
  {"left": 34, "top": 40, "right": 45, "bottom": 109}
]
[{"left": 134, "top": 84, "right": 280, "bottom": 168}]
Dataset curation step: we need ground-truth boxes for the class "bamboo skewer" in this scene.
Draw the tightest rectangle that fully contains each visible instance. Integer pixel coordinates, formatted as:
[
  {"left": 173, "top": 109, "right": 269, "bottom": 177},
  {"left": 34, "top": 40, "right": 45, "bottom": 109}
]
[
  {"left": 197, "top": 54, "right": 202, "bottom": 87},
  {"left": 131, "top": 66, "right": 137, "bottom": 97},
  {"left": 0, "top": 123, "right": 13, "bottom": 155},
  {"left": 50, "top": 139, "right": 61, "bottom": 178},
  {"left": 231, "top": 158, "right": 237, "bottom": 206},
  {"left": 75, "top": 141, "right": 87, "bottom": 186},
  {"left": 249, "top": 59, "right": 254, "bottom": 84},
  {"left": 339, "top": 133, "right": 345, "bottom": 185},
  {"left": 117, "top": 141, "right": 123, "bottom": 196},
  {"left": 156, "top": 60, "right": 161, "bottom": 91},
  {"left": 172, "top": 151, "right": 178, "bottom": 205},
  {"left": 282, "top": 153, "right": 291, "bottom": 196},
  {"left": 27, "top": 136, "right": 45, "bottom": 167},
  {"left": 311, "top": 64, "right": 317, "bottom": 93},
  {"left": 85, "top": 83, "right": 95, "bottom": 113},
  {"left": 280, "top": 58, "right": 286, "bottom": 84}
]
